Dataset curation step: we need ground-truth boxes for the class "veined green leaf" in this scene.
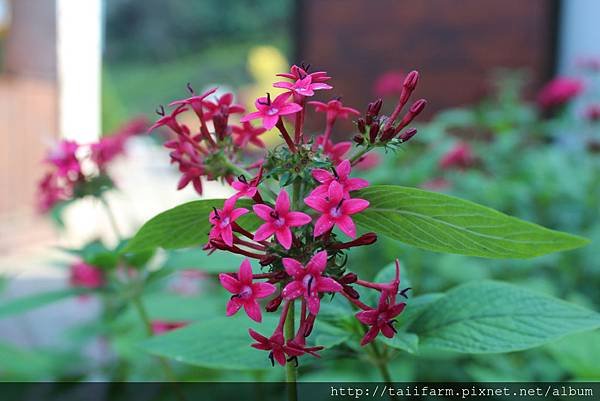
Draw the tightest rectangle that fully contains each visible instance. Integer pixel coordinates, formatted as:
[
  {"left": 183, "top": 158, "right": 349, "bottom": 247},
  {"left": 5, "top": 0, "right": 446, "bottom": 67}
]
[
  {"left": 355, "top": 185, "right": 588, "bottom": 258},
  {"left": 124, "top": 199, "right": 260, "bottom": 253},
  {"left": 409, "top": 281, "right": 600, "bottom": 353}
]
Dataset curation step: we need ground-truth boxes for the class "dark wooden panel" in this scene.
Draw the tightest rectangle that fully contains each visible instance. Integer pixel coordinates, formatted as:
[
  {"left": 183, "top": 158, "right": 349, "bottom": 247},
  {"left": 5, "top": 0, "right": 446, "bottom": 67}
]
[{"left": 297, "top": 0, "right": 557, "bottom": 116}]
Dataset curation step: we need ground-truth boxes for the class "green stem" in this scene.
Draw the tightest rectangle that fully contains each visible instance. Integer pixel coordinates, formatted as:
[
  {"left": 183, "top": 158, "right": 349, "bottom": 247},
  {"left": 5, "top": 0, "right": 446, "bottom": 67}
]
[
  {"left": 284, "top": 300, "right": 298, "bottom": 401},
  {"left": 99, "top": 195, "right": 122, "bottom": 240},
  {"left": 369, "top": 341, "right": 396, "bottom": 401},
  {"left": 349, "top": 146, "right": 371, "bottom": 165}
]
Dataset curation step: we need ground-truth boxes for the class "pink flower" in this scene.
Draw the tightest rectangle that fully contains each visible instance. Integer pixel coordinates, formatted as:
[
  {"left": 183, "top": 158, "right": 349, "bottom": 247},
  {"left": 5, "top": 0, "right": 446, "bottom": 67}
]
[
  {"left": 537, "top": 77, "right": 583, "bottom": 110},
  {"left": 70, "top": 261, "right": 104, "bottom": 289},
  {"left": 90, "top": 136, "right": 127, "bottom": 168},
  {"left": 253, "top": 190, "right": 312, "bottom": 249},
  {"left": 37, "top": 172, "right": 70, "bottom": 212},
  {"left": 308, "top": 99, "right": 360, "bottom": 123},
  {"left": 356, "top": 291, "right": 406, "bottom": 346},
  {"left": 273, "top": 75, "right": 332, "bottom": 98},
  {"left": 311, "top": 160, "right": 369, "bottom": 197},
  {"left": 231, "top": 167, "right": 263, "bottom": 200},
  {"left": 281, "top": 251, "right": 343, "bottom": 315},
  {"left": 209, "top": 197, "right": 249, "bottom": 246},
  {"left": 315, "top": 135, "right": 352, "bottom": 165},
  {"left": 148, "top": 105, "right": 188, "bottom": 133},
  {"left": 46, "top": 140, "right": 81, "bottom": 177},
  {"left": 202, "top": 92, "right": 245, "bottom": 120},
  {"left": 219, "top": 259, "right": 276, "bottom": 322},
  {"left": 439, "top": 142, "right": 474, "bottom": 170},
  {"left": 373, "top": 70, "right": 405, "bottom": 98},
  {"left": 232, "top": 122, "right": 267, "bottom": 148},
  {"left": 151, "top": 320, "right": 189, "bottom": 335},
  {"left": 240, "top": 93, "right": 302, "bottom": 130},
  {"left": 169, "top": 87, "right": 218, "bottom": 118},
  {"left": 248, "top": 329, "right": 304, "bottom": 366},
  {"left": 304, "top": 181, "right": 369, "bottom": 238},
  {"left": 276, "top": 64, "right": 331, "bottom": 83}
]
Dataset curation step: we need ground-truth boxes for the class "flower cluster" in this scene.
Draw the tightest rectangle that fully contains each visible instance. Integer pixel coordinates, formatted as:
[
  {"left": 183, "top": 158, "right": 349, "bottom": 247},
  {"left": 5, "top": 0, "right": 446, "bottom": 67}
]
[
  {"left": 37, "top": 118, "right": 147, "bottom": 212},
  {"left": 152, "top": 64, "right": 424, "bottom": 366},
  {"left": 537, "top": 77, "right": 583, "bottom": 111}
]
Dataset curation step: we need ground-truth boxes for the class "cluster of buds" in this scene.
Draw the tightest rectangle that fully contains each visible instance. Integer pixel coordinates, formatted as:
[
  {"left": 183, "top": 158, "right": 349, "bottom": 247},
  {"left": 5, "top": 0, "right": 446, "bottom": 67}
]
[
  {"left": 152, "top": 64, "right": 423, "bottom": 366},
  {"left": 37, "top": 118, "right": 147, "bottom": 212},
  {"left": 353, "top": 70, "right": 426, "bottom": 151}
]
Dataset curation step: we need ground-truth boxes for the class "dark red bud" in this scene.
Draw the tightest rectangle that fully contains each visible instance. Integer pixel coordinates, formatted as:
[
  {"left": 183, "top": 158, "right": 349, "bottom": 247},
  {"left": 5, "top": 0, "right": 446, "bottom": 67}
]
[
  {"left": 365, "top": 114, "right": 373, "bottom": 125},
  {"left": 266, "top": 295, "right": 283, "bottom": 312},
  {"left": 409, "top": 99, "right": 427, "bottom": 115},
  {"left": 343, "top": 285, "right": 360, "bottom": 299},
  {"left": 399, "top": 128, "right": 418, "bottom": 142},
  {"left": 357, "top": 232, "right": 378, "bottom": 245},
  {"left": 403, "top": 70, "right": 419, "bottom": 90},
  {"left": 357, "top": 118, "right": 366, "bottom": 134},
  {"left": 369, "top": 122, "right": 380, "bottom": 143},
  {"left": 340, "top": 272, "right": 358, "bottom": 284},
  {"left": 380, "top": 126, "right": 396, "bottom": 142},
  {"left": 260, "top": 255, "right": 277, "bottom": 266},
  {"left": 371, "top": 99, "right": 383, "bottom": 115},
  {"left": 353, "top": 135, "right": 364, "bottom": 144}
]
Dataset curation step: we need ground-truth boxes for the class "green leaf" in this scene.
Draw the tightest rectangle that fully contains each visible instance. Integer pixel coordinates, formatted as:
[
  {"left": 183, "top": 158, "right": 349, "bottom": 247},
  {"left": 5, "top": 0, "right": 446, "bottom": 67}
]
[
  {"left": 124, "top": 199, "right": 260, "bottom": 253},
  {"left": 162, "top": 248, "right": 245, "bottom": 273},
  {"left": 0, "top": 288, "right": 83, "bottom": 319},
  {"left": 409, "top": 281, "right": 600, "bottom": 353},
  {"left": 379, "top": 332, "right": 419, "bottom": 354},
  {"left": 138, "top": 315, "right": 278, "bottom": 370},
  {"left": 547, "top": 331, "right": 600, "bottom": 379},
  {"left": 355, "top": 185, "right": 589, "bottom": 258}
]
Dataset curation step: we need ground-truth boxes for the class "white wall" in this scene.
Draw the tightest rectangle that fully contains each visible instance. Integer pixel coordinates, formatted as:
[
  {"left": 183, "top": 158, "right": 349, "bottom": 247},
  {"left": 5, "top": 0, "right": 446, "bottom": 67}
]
[{"left": 558, "top": 0, "right": 600, "bottom": 74}]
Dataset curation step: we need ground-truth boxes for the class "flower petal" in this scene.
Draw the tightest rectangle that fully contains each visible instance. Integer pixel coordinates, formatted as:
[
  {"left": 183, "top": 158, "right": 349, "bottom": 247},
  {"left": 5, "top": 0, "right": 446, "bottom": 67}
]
[
  {"left": 306, "top": 295, "right": 321, "bottom": 315},
  {"left": 275, "top": 190, "right": 290, "bottom": 214},
  {"left": 243, "top": 301, "right": 262, "bottom": 322},
  {"left": 307, "top": 250, "right": 328, "bottom": 274},
  {"left": 304, "top": 195, "right": 329, "bottom": 213},
  {"left": 230, "top": 207, "right": 249, "bottom": 221},
  {"left": 238, "top": 259, "right": 253, "bottom": 283},
  {"left": 248, "top": 328, "right": 268, "bottom": 344},
  {"left": 218, "top": 273, "right": 240, "bottom": 293},
  {"left": 345, "top": 177, "right": 370, "bottom": 192},
  {"left": 336, "top": 160, "right": 351, "bottom": 177},
  {"left": 275, "top": 227, "right": 292, "bottom": 250},
  {"left": 311, "top": 168, "right": 332, "bottom": 183},
  {"left": 282, "top": 280, "right": 304, "bottom": 300},
  {"left": 253, "top": 204, "right": 275, "bottom": 221},
  {"left": 316, "top": 277, "right": 343, "bottom": 293},
  {"left": 226, "top": 298, "right": 242, "bottom": 316},
  {"left": 381, "top": 323, "right": 396, "bottom": 338},
  {"left": 355, "top": 309, "right": 378, "bottom": 325},
  {"left": 313, "top": 215, "right": 334, "bottom": 237},
  {"left": 282, "top": 258, "right": 304, "bottom": 277},
  {"left": 342, "top": 198, "right": 369, "bottom": 215},
  {"left": 279, "top": 102, "right": 303, "bottom": 115},
  {"left": 336, "top": 215, "right": 356, "bottom": 238},
  {"left": 328, "top": 181, "right": 344, "bottom": 203},
  {"left": 286, "top": 211, "right": 312, "bottom": 227},
  {"left": 360, "top": 326, "right": 380, "bottom": 346},
  {"left": 240, "top": 111, "right": 262, "bottom": 123},
  {"left": 253, "top": 282, "right": 276, "bottom": 298},
  {"left": 253, "top": 223, "right": 276, "bottom": 242},
  {"left": 221, "top": 225, "right": 234, "bottom": 246}
]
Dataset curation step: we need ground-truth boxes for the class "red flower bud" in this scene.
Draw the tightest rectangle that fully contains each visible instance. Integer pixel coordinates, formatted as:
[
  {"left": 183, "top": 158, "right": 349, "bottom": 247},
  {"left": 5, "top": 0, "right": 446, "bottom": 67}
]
[
  {"left": 398, "top": 128, "right": 418, "bottom": 143},
  {"left": 353, "top": 135, "right": 365, "bottom": 144},
  {"left": 369, "top": 122, "right": 380, "bottom": 143},
  {"left": 343, "top": 285, "right": 360, "bottom": 299},
  {"left": 403, "top": 70, "right": 419, "bottom": 90},
  {"left": 340, "top": 272, "right": 358, "bottom": 284},
  {"left": 357, "top": 118, "right": 366, "bottom": 134},
  {"left": 409, "top": 99, "right": 427, "bottom": 115},
  {"left": 260, "top": 254, "right": 277, "bottom": 266},
  {"left": 265, "top": 294, "right": 283, "bottom": 312}
]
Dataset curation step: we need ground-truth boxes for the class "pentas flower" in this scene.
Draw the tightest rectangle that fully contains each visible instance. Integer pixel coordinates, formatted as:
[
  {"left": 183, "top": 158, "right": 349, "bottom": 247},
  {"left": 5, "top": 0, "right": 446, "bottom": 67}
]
[
  {"left": 356, "top": 291, "right": 406, "bottom": 346},
  {"left": 37, "top": 172, "right": 70, "bottom": 212},
  {"left": 249, "top": 328, "right": 304, "bottom": 367},
  {"left": 148, "top": 104, "right": 188, "bottom": 134},
  {"left": 169, "top": 86, "right": 217, "bottom": 119},
  {"left": 311, "top": 159, "right": 369, "bottom": 197},
  {"left": 276, "top": 64, "right": 331, "bottom": 83},
  {"left": 537, "top": 77, "right": 583, "bottom": 110},
  {"left": 232, "top": 122, "right": 267, "bottom": 148},
  {"left": 219, "top": 259, "right": 276, "bottom": 322},
  {"left": 273, "top": 75, "right": 332, "bottom": 98},
  {"left": 46, "top": 140, "right": 81, "bottom": 177},
  {"left": 253, "top": 190, "right": 311, "bottom": 249},
  {"left": 281, "top": 251, "right": 343, "bottom": 314},
  {"left": 315, "top": 135, "right": 352, "bottom": 164},
  {"left": 209, "top": 197, "right": 249, "bottom": 246},
  {"left": 308, "top": 99, "right": 360, "bottom": 123},
  {"left": 202, "top": 92, "right": 245, "bottom": 120},
  {"left": 304, "top": 181, "right": 370, "bottom": 238},
  {"left": 151, "top": 321, "right": 189, "bottom": 335},
  {"left": 231, "top": 167, "right": 263, "bottom": 200},
  {"left": 241, "top": 93, "right": 302, "bottom": 130},
  {"left": 70, "top": 261, "right": 104, "bottom": 289}
]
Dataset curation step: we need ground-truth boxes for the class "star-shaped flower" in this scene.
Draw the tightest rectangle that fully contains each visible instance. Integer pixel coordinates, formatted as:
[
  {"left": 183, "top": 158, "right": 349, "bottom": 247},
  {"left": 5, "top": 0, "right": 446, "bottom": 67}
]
[
  {"left": 310, "top": 159, "right": 369, "bottom": 197},
  {"left": 232, "top": 122, "right": 267, "bottom": 148},
  {"left": 209, "top": 197, "right": 249, "bottom": 246},
  {"left": 240, "top": 93, "right": 302, "bottom": 130}
]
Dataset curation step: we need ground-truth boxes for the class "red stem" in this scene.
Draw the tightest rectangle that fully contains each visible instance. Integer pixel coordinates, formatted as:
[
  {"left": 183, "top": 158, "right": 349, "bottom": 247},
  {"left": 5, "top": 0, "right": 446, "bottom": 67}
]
[
  {"left": 276, "top": 119, "right": 297, "bottom": 153},
  {"left": 340, "top": 290, "right": 372, "bottom": 311}
]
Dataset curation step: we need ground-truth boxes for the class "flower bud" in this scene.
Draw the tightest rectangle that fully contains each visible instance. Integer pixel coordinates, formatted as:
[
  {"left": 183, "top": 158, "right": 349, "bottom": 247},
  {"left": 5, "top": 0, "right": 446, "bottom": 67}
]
[
  {"left": 369, "top": 122, "right": 380, "bottom": 143},
  {"left": 409, "top": 99, "right": 427, "bottom": 115},
  {"left": 371, "top": 99, "right": 383, "bottom": 116},
  {"left": 353, "top": 135, "right": 364, "bottom": 144},
  {"left": 357, "top": 118, "right": 366, "bottom": 134},
  {"left": 265, "top": 294, "right": 283, "bottom": 312},
  {"left": 343, "top": 285, "right": 360, "bottom": 299},
  {"left": 340, "top": 272, "right": 358, "bottom": 284},
  {"left": 403, "top": 70, "right": 419, "bottom": 90},
  {"left": 259, "top": 254, "right": 277, "bottom": 266},
  {"left": 398, "top": 128, "right": 418, "bottom": 143}
]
